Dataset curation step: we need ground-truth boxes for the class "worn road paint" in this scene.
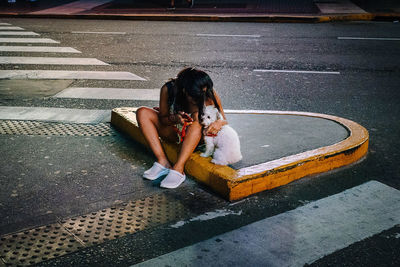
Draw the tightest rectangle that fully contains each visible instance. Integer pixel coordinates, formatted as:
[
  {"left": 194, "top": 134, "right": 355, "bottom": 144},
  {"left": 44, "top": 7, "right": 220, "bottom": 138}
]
[
  {"left": 135, "top": 181, "right": 400, "bottom": 267},
  {"left": 0, "top": 70, "right": 146, "bottom": 80},
  {"left": 0, "top": 31, "right": 39, "bottom": 36},
  {"left": 54, "top": 87, "right": 159, "bottom": 100},
  {"left": 0, "top": 46, "right": 81, "bottom": 53},
  {"left": 170, "top": 209, "right": 242, "bottom": 229},
  {"left": 0, "top": 26, "right": 24, "bottom": 30},
  {"left": 0, "top": 106, "right": 110, "bottom": 124},
  {"left": 71, "top": 31, "right": 126, "bottom": 34},
  {"left": 30, "top": 0, "right": 113, "bottom": 14},
  {"left": 0, "top": 38, "right": 59, "bottom": 43},
  {"left": 196, "top": 34, "right": 261, "bottom": 38},
  {"left": 0, "top": 57, "right": 108, "bottom": 65},
  {"left": 338, "top": 37, "right": 400, "bottom": 41},
  {"left": 254, "top": 69, "right": 340, "bottom": 75}
]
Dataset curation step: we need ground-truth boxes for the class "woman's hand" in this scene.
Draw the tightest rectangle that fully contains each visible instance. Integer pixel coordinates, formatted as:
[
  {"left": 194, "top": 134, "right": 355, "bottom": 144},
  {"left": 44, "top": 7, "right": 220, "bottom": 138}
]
[
  {"left": 204, "top": 120, "right": 226, "bottom": 136},
  {"left": 171, "top": 112, "right": 193, "bottom": 125}
]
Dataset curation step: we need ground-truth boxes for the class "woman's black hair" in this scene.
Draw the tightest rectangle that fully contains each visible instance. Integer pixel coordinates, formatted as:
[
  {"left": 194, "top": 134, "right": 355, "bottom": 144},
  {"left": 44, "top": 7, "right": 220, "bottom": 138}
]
[{"left": 169, "top": 67, "right": 220, "bottom": 122}]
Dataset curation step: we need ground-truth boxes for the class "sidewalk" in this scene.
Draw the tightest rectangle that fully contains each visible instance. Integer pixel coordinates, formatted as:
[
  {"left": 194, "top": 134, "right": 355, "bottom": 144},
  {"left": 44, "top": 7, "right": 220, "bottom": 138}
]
[{"left": 0, "top": 0, "right": 399, "bottom": 22}]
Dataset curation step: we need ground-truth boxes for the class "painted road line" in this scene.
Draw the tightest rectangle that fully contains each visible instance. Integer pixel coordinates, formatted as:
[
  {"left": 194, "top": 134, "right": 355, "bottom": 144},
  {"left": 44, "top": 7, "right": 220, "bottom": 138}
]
[
  {"left": 71, "top": 31, "right": 126, "bottom": 35},
  {"left": 0, "top": 26, "right": 25, "bottom": 30},
  {"left": 196, "top": 34, "right": 261, "bottom": 38},
  {"left": 338, "top": 37, "right": 400, "bottom": 41},
  {"left": 0, "top": 46, "right": 81, "bottom": 53},
  {"left": 316, "top": 1, "right": 367, "bottom": 14},
  {"left": 0, "top": 70, "right": 146, "bottom": 80},
  {"left": 0, "top": 31, "right": 39, "bottom": 36},
  {"left": 254, "top": 69, "right": 340, "bottom": 75},
  {"left": 135, "top": 181, "right": 400, "bottom": 267},
  {"left": 0, "top": 23, "right": 11, "bottom": 26},
  {"left": 0, "top": 57, "right": 108, "bottom": 66},
  {"left": 0, "top": 38, "right": 59, "bottom": 43},
  {"left": 54, "top": 87, "right": 159, "bottom": 101},
  {"left": 0, "top": 106, "right": 110, "bottom": 123}
]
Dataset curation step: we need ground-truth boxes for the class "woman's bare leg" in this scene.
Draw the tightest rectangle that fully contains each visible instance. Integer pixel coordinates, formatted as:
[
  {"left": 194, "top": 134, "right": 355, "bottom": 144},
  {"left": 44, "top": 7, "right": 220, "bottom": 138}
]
[
  {"left": 136, "top": 107, "right": 176, "bottom": 167},
  {"left": 173, "top": 121, "right": 202, "bottom": 174}
]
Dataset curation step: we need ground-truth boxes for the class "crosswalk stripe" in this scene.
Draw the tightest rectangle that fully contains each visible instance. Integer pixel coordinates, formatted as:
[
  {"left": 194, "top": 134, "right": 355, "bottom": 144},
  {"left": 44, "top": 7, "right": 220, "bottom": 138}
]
[
  {"left": 71, "top": 31, "right": 126, "bottom": 35},
  {"left": 254, "top": 69, "right": 340, "bottom": 75},
  {"left": 0, "top": 56, "right": 108, "bottom": 65},
  {"left": 0, "top": 70, "right": 146, "bottom": 80},
  {"left": 29, "top": 0, "right": 113, "bottom": 15},
  {"left": 0, "top": 106, "right": 110, "bottom": 123},
  {"left": 134, "top": 181, "right": 400, "bottom": 267},
  {"left": 0, "top": 46, "right": 81, "bottom": 53},
  {"left": 0, "top": 38, "right": 59, "bottom": 43},
  {"left": 0, "top": 26, "right": 25, "bottom": 30},
  {"left": 338, "top": 36, "right": 400, "bottom": 41},
  {"left": 0, "top": 23, "right": 12, "bottom": 26},
  {"left": 54, "top": 87, "right": 160, "bottom": 100},
  {"left": 0, "top": 31, "right": 40, "bottom": 36},
  {"left": 196, "top": 34, "right": 261, "bottom": 38}
]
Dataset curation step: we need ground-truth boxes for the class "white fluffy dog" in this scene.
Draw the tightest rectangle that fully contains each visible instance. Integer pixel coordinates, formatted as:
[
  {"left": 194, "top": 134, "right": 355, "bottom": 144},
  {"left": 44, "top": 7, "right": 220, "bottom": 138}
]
[{"left": 200, "top": 105, "right": 242, "bottom": 165}]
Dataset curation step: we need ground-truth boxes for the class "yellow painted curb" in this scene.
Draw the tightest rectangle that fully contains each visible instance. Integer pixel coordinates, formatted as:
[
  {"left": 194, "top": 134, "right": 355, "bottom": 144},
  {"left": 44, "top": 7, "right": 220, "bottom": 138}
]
[
  {"left": 318, "top": 13, "right": 375, "bottom": 22},
  {"left": 111, "top": 108, "right": 369, "bottom": 201}
]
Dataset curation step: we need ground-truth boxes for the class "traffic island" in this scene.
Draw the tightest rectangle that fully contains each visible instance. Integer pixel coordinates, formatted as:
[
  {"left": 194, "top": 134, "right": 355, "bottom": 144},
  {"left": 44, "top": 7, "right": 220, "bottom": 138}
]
[{"left": 111, "top": 108, "right": 369, "bottom": 201}]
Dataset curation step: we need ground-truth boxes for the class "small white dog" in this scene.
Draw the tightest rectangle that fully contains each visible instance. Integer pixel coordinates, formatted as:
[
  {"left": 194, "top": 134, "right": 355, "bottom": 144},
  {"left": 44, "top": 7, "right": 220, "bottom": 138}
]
[{"left": 200, "top": 105, "right": 242, "bottom": 165}]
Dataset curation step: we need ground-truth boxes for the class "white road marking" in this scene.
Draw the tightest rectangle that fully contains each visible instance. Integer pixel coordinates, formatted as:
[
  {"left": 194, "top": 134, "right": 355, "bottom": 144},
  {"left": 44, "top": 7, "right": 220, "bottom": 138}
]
[
  {"left": 0, "top": 46, "right": 81, "bottom": 53},
  {"left": 254, "top": 69, "right": 340, "bottom": 75},
  {"left": 316, "top": 1, "right": 367, "bottom": 14},
  {"left": 196, "top": 34, "right": 261, "bottom": 38},
  {"left": 338, "top": 37, "right": 400, "bottom": 41},
  {"left": 0, "top": 31, "right": 39, "bottom": 36},
  {"left": 71, "top": 31, "right": 126, "bottom": 35},
  {"left": 30, "top": 0, "right": 113, "bottom": 15},
  {"left": 170, "top": 209, "right": 242, "bottom": 229},
  {"left": 0, "top": 106, "right": 110, "bottom": 123},
  {"left": 0, "top": 23, "right": 12, "bottom": 26},
  {"left": 0, "top": 57, "right": 108, "bottom": 65},
  {"left": 54, "top": 87, "right": 159, "bottom": 101},
  {"left": 134, "top": 181, "right": 400, "bottom": 267},
  {"left": 0, "top": 26, "right": 25, "bottom": 30},
  {"left": 0, "top": 38, "right": 59, "bottom": 43},
  {"left": 0, "top": 70, "right": 146, "bottom": 80}
]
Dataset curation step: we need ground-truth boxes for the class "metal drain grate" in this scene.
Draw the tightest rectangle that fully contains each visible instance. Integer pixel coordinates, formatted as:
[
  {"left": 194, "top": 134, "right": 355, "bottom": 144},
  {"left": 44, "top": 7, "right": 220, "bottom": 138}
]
[
  {"left": 0, "top": 120, "right": 115, "bottom": 137},
  {"left": 61, "top": 194, "right": 186, "bottom": 247},
  {"left": 0, "top": 225, "right": 83, "bottom": 266},
  {"left": 0, "top": 193, "right": 188, "bottom": 266}
]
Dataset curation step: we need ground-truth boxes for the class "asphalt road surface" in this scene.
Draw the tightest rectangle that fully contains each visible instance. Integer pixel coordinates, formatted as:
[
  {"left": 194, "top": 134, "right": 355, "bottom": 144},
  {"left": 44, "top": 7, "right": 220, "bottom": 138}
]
[{"left": 0, "top": 18, "right": 399, "bottom": 266}]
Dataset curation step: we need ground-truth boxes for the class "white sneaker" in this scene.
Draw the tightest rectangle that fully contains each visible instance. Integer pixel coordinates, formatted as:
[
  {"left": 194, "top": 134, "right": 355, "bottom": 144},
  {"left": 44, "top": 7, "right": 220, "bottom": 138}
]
[
  {"left": 143, "top": 162, "right": 169, "bottom": 180},
  {"left": 160, "top": 170, "right": 186, "bottom": 188}
]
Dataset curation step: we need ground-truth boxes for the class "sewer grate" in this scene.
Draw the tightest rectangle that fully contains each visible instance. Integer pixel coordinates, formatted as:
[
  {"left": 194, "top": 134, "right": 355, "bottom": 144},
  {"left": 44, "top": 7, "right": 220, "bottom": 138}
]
[
  {"left": 0, "top": 120, "right": 115, "bottom": 137},
  {"left": 0, "top": 193, "right": 190, "bottom": 266}
]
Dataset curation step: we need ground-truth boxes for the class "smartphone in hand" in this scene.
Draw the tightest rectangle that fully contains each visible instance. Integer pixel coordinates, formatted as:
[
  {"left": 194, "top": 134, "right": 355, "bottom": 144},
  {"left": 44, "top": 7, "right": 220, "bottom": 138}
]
[{"left": 180, "top": 112, "right": 193, "bottom": 122}]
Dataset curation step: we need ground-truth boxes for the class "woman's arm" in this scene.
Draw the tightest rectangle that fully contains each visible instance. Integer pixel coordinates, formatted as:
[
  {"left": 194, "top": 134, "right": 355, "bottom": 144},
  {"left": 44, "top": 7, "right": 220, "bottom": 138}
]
[
  {"left": 204, "top": 90, "right": 228, "bottom": 135},
  {"left": 158, "top": 85, "right": 176, "bottom": 126},
  {"left": 213, "top": 90, "right": 227, "bottom": 121}
]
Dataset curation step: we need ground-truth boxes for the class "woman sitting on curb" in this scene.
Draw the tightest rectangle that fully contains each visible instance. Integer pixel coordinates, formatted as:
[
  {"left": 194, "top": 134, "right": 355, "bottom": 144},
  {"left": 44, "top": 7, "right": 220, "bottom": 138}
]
[{"left": 136, "top": 67, "right": 227, "bottom": 188}]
